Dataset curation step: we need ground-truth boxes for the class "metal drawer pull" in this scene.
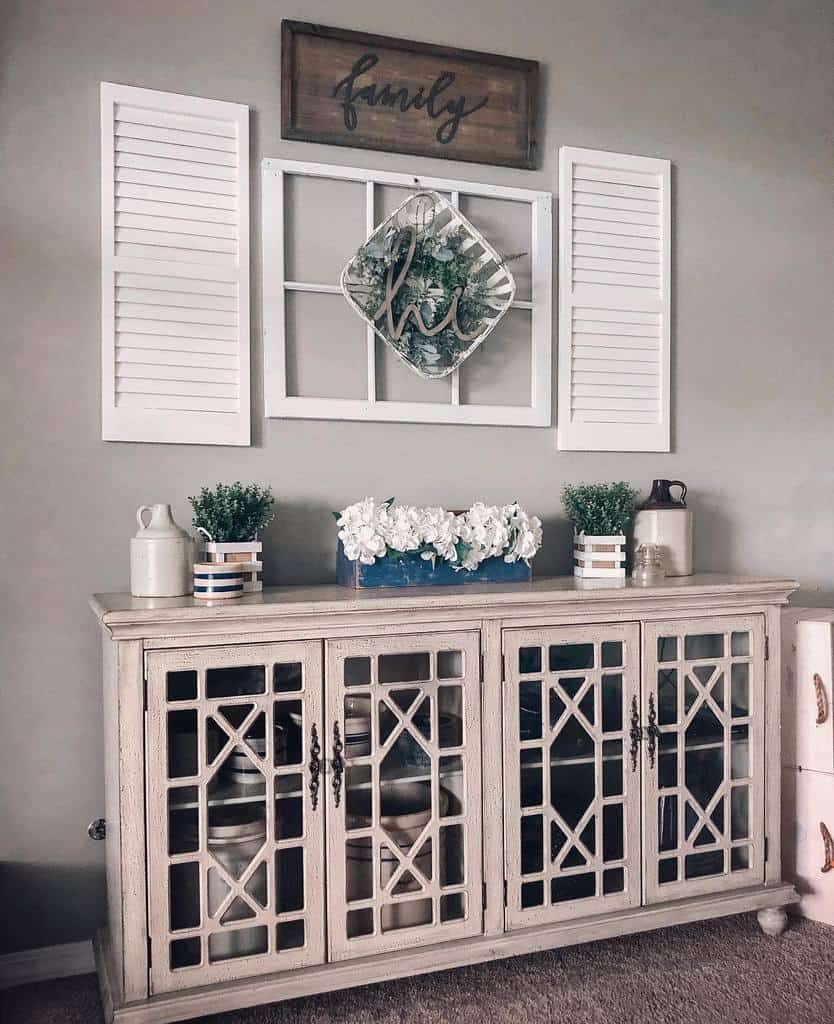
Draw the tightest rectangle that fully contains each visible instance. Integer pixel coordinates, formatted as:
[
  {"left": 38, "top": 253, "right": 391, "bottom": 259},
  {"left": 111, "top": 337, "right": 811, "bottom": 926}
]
[
  {"left": 821, "top": 822, "right": 834, "bottom": 874},
  {"left": 629, "top": 695, "right": 641, "bottom": 772},
  {"left": 332, "top": 721, "right": 344, "bottom": 807},
  {"left": 87, "top": 818, "right": 106, "bottom": 841},
  {"left": 308, "top": 723, "right": 321, "bottom": 811},
  {"left": 813, "top": 673, "right": 828, "bottom": 725},
  {"left": 646, "top": 693, "right": 660, "bottom": 769}
]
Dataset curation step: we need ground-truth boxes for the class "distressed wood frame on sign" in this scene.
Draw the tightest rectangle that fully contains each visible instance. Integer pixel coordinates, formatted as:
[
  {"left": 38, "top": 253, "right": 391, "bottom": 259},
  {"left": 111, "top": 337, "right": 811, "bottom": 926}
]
[{"left": 281, "top": 21, "right": 538, "bottom": 169}]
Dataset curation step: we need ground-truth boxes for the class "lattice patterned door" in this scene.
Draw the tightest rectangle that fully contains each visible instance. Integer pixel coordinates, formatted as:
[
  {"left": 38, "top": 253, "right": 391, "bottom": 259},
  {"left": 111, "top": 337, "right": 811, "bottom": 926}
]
[
  {"left": 145, "top": 642, "right": 325, "bottom": 994},
  {"left": 643, "top": 616, "right": 766, "bottom": 904},
  {"left": 503, "top": 625, "right": 642, "bottom": 929},
  {"left": 325, "top": 632, "right": 483, "bottom": 960}
]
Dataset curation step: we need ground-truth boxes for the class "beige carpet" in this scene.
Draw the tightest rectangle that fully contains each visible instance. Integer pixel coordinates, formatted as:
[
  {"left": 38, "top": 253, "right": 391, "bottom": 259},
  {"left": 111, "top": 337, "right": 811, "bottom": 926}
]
[{"left": 2, "top": 914, "right": 831, "bottom": 1024}]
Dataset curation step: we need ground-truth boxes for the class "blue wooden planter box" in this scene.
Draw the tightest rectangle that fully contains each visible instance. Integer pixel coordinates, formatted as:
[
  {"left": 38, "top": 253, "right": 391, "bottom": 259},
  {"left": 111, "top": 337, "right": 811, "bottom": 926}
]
[{"left": 336, "top": 541, "right": 532, "bottom": 589}]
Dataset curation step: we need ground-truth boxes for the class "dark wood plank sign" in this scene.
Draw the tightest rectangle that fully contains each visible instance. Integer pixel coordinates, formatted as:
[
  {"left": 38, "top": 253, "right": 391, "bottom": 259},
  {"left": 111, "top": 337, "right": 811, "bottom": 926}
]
[{"left": 281, "top": 21, "right": 538, "bottom": 169}]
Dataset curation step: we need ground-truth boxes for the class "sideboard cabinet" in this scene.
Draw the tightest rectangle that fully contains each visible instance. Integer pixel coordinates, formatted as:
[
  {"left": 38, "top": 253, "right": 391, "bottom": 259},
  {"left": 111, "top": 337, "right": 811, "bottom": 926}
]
[{"left": 91, "top": 576, "right": 797, "bottom": 1024}]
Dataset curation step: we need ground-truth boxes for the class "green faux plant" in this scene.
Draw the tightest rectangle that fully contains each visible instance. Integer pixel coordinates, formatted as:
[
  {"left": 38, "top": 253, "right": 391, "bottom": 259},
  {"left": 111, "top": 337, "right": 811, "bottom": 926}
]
[
  {"left": 561, "top": 482, "right": 640, "bottom": 536},
  {"left": 189, "top": 482, "right": 275, "bottom": 543}
]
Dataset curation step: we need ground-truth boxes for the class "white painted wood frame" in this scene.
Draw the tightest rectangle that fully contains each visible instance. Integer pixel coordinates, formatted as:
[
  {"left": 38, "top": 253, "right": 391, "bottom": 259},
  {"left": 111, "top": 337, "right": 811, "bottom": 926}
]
[
  {"left": 502, "top": 624, "right": 642, "bottom": 929},
  {"left": 262, "top": 158, "right": 552, "bottom": 426},
  {"left": 324, "top": 631, "right": 483, "bottom": 960},
  {"left": 558, "top": 146, "right": 671, "bottom": 452},
  {"left": 101, "top": 83, "right": 250, "bottom": 445},
  {"left": 144, "top": 642, "right": 325, "bottom": 994},
  {"left": 642, "top": 616, "right": 766, "bottom": 904}
]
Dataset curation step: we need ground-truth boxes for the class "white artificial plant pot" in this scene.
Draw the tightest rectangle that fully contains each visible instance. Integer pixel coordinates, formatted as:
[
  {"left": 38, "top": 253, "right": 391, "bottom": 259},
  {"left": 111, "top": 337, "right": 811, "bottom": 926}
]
[
  {"left": 573, "top": 532, "right": 626, "bottom": 579},
  {"left": 196, "top": 532, "right": 263, "bottom": 592}
]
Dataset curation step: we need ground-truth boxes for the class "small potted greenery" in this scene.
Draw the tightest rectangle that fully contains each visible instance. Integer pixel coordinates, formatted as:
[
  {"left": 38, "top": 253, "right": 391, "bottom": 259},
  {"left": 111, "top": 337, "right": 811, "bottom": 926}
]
[
  {"left": 561, "top": 482, "right": 640, "bottom": 579},
  {"left": 189, "top": 482, "right": 275, "bottom": 575}
]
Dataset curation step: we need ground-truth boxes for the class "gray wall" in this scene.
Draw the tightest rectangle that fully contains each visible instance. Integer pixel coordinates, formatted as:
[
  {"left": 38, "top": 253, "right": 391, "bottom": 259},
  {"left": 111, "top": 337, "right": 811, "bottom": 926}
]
[{"left": 1, "top": 0, "right": 831, "bottom": 954}]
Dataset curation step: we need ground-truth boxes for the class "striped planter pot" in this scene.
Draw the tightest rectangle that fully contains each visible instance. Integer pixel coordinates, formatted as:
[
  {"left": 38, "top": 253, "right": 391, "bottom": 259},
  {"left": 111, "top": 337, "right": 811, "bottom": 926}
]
[{"left": 573, "top": 532, "right": 626, "bottom": 579}]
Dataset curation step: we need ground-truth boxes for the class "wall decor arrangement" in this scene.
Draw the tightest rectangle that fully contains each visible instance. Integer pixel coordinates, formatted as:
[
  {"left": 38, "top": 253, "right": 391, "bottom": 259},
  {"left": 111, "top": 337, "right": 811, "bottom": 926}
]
[
  {"left": 262, "top": 158, "right": 552, "bottom": 425},
  {"left": 561, "top": 481, "right": 640, "bottom": 579},
  {"left": 100, "top": 83, "right": 250, "bottom": 446},
  {"left": 281, "top": 21, "right": 538, "bottom": 169},
  {"left": 335, "top": 497, "right": 542, "bottom": 588},
  {"left": 341, "top": 189, "right": 517, "bottom": 379},
  {"left": 557, "top": 146, "right": 671, "bottom": 453}
]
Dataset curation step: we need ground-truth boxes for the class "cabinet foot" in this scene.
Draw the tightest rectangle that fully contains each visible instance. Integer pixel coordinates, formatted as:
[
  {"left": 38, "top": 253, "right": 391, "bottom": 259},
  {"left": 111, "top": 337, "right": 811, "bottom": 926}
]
[{"left": 757, "top": 906, "right": 789, "bottom": 936}]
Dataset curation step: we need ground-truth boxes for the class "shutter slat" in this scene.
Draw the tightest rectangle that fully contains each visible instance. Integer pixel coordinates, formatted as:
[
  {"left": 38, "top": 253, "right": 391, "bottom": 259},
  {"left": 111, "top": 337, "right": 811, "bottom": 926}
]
[
  {"left": 116, "top": 302, "right": 238, "bottom": 326},
  {"left": 116, "top": 151, "right": 236, "bottom": 182},
  {"left": 115, "top": 166, "right": 237, "bottom": 196},
  {"left": 573, "top": 345, "right": 658, "bottom": 363},
  {"left": 115, "top": 377, "right": 238, "bottom": 399},
  {"left": 116, "top": 333, "right": 238, "bottom": 355},
  {"left": 571, "top": 179, "right": 659, "bottom": 201},
  {"left": 115, "top": 136, "right": 237, "bottom": 167},
  {"left": 574, "top": 165, "right": 661, "bottom": 189},
  {"left": 115, "top": 393, "right": 239, "bottom": 413},
  {"left": 573, "top": 369, "right": 659, "bottom": 387},
  {"left": 572, "top": 383, "right": 658, "bottom": 399},
  {"left": 116, "top": 212, "right": 238, "bottom": 239},
  {"left": 116, "top": 318, "right": 237, "bottom": 341},
  {"left": 116, "top": 362, "right": 239, "bottom": 385},
  {"left": 573, "top": 308, "right": 659, "bottom": 325},
  {"left": 103, "top": 83, "right": 249, "bottom": 445},
  {"left": 115, "top": 181, "right": 237, "bottom": 209},
  {"left": 114, "top": 120, "right": 237, "bottom": 153},
  {"left": 573, "top": 218, "right": 659, "bottom": 240},
  {"left": 573, "top": 204, "right": 659, "bottom": 227},
  {"left": 573, "top": 243, "right": 660, "bottom": 264},
  {"left": 116, "top": 198, "right": 237, "bottom": 224},
  {"left": 116, "top": 287, "right": 238, "bottom": 311},
  {"left": 573, "top": 229, "right": 660, "bottom": 252},
  {"left": 572, "top": 322, "right": 660, "bottom": 338},
  {"left": 115, "top": 103, "right": 236, "bottom": 138},
  {"left": 572, "top": 409, "right": 658, "bottom": 424},
  {"left": 572, "top": 192, "right": 659, "bottom": 214},
  {"left": 574, "top": 255, "right": 660, "bottom": 277},
  {"left": 117, "top": 346, "right": 238, "bottom": 369},
  {"left": 572, "top": 357, "right": 661, "bottom": 376},
  {"left": 573, "top": 269, "right": 660, "bottom": 289}
]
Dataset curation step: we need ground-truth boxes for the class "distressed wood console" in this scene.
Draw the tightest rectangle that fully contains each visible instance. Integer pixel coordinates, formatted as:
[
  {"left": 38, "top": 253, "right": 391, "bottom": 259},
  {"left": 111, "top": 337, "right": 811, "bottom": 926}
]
[{"left": 91, "top": 575, "right": 798, "bottom": 1024}]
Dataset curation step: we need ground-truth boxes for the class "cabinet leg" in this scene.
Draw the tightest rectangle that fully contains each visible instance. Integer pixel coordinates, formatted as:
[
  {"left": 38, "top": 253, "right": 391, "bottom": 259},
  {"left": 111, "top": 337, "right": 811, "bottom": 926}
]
[{"left": 757, "top": 906, "right": 789, "bottom": 936}]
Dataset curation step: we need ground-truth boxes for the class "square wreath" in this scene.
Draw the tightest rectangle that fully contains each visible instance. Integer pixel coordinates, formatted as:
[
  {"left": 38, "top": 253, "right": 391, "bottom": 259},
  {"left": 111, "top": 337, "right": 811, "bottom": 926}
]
[{"left": 340, "top": 189, "right": 517, "bottom": 379}]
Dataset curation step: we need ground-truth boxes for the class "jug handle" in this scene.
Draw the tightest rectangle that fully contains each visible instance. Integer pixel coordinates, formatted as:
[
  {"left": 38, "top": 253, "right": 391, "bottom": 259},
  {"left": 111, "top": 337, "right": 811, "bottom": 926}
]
[
  {"left": 136, "top": 505, "right": 153, "bottom": 531},
  {"left": 668, "top": 481, "right": 687, "bottom": 504}
]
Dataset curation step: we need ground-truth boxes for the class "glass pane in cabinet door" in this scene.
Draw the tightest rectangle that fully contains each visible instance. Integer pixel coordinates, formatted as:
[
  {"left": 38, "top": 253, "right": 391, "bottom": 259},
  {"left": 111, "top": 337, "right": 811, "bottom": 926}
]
[
  {"left": 146, "top": 643, "right": 325, "bottom": 994},
  {"left": 327, "top": 632, "right": 482, "bottom": 960},
  {"left": 646, "top": 619, "right": 763, "bottom": 904},
  {"left": 504, "top": 627, "right": 640, "bottom": 929}
]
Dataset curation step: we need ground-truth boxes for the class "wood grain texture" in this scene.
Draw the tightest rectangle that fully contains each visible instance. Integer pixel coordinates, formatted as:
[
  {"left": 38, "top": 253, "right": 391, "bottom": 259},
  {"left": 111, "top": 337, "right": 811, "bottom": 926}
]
[{"left": 281, "top": 21, "right": 538, "bottom": 169}]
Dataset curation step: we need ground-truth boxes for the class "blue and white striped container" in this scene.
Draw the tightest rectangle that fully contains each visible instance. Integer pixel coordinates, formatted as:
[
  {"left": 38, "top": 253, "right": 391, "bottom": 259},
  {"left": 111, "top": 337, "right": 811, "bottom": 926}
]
[{"left": 193, "top": 562, "right": 247, "bottom": 600}]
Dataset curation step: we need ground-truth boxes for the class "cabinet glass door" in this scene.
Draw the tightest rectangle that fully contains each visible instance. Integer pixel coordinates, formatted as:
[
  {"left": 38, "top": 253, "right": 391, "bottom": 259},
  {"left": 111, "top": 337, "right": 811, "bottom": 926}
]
[
  {"left": 503, "top": 624, "right": 642, "bottom": 929},
  {"left": 145, "top": 642, "right": 325, "bottom": 994},
  {"left": 325, "top": 632, "right": 483, "bottom": 961},
  {"left": 643, "top": 616, "right": 765, "bottom": 904}
]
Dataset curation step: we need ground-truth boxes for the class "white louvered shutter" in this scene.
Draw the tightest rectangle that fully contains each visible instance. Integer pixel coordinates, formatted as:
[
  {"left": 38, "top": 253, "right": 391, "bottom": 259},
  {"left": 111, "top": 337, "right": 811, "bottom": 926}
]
[
  {"left": 557, "top": 147, "right": 670, "bottom": 452},
  {"left": 101, "top": 83, "right": 250, "bottom": 445}
]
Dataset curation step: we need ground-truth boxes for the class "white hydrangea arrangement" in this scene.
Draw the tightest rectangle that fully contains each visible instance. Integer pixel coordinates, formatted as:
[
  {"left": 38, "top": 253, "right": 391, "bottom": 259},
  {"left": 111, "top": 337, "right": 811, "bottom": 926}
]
[{"left": 337, "top": 498, "right": 542, "bottom": 572}]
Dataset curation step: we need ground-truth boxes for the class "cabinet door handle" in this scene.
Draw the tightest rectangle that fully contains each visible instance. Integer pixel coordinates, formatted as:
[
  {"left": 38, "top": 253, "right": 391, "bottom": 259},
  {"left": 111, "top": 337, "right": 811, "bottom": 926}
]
[
  {"left": 308, "top": 723, "right": 321, "bottom": 811},
  {"left": 814, "top": 673, "right": 828, "bottom": 725},
  {"left": 646, "top": 693, "right": 660, "bottom": 769},
  {"left": 821, "top": 821, "right": 834, "bottom": 874},
  {"left": 332, "top": 721, "right": 344, "bottom": 808},
  {"left": 629, "top": 695, "right": 641, "bottom": 772}
]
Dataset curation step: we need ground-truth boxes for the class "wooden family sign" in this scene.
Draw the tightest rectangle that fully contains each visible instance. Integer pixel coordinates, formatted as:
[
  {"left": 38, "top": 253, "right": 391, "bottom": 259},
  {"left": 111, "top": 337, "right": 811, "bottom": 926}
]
[{"left": 281, "top": 21, "right": 538, "bottom": 169}]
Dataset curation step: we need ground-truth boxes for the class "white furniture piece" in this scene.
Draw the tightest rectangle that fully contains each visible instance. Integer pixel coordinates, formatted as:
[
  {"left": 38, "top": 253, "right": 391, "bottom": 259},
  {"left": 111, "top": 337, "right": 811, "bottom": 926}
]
[
  {"left": 781, "top": 608, "right": 834, "bottom": 925},
  {"left": 90, "top": 575, "right": 797, "bottom": 1024}
]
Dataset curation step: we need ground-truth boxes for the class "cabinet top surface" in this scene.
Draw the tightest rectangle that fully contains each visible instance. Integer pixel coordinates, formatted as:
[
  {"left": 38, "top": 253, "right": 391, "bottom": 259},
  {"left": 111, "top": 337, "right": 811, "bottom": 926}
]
[{"left": 91, "top": 574, "right": 797, "bottom": 631}]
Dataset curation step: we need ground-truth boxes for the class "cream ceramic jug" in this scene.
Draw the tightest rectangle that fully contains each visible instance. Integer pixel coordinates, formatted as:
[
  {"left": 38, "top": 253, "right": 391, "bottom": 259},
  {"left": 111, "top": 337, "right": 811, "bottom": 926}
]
[{"left": 130, "top": 504, "right": 193, "bottom": 597}]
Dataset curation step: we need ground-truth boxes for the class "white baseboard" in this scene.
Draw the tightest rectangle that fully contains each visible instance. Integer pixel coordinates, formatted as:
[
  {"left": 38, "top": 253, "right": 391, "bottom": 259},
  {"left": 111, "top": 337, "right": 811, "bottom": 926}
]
[{"left": 0, "top": 939, "right": 95, "bottom": 990}]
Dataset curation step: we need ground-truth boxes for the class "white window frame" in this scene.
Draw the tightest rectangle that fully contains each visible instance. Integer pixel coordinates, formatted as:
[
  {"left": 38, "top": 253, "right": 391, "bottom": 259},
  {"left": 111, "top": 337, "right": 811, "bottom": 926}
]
[{"left": 262, "top": 158, "right": 552, "bottom": 426}]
